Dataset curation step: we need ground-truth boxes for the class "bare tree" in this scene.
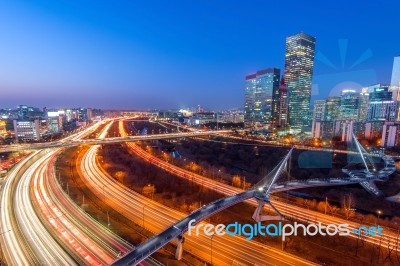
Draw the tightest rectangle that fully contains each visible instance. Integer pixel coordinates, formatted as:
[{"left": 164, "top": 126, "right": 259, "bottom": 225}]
[
  {"left": 341, "top": 193, "right": 355, "bottom": 220},
  {"left": 232, "top": 175, "right": 241, "bottom": 188},
  {"left": 355, "top": 218, "right": 366, "bottom": 257},
  {"left": 383, "top": 238, "right": 394, "bottom": 264}
]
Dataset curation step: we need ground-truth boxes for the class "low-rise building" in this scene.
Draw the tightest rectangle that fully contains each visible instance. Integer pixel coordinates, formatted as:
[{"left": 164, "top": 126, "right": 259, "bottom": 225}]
[{"left": 13, "top": 120, "right": 40, "bottom": 142}]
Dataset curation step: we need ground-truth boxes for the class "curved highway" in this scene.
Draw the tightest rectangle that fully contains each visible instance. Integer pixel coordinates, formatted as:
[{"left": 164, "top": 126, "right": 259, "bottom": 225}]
[
  {"left": 32, "top": 142, "right": 161, "bottom": 265},
  {"left": 79, "top": 125, "right": 316, "bottom": 265},
  {"left": 31, "top": 121, "right": 162, "bottom": 266},
  {"left": 33, "top": 149, "right": 115, "bottom": 265},
  {"left": 0, "top": 150, "right": 77, "bottom": 265},
  {"left": 0, "top": 120, "right": 108, "bottom": 265},
  {"left": 0, "top": 120, "right": 158, "bottom": 266},
  {"left": 0, "top": 151, "right": 43, "bottom": 265},
  {"left": 118, "top": 121, "right": 399, "bottom": 250}
]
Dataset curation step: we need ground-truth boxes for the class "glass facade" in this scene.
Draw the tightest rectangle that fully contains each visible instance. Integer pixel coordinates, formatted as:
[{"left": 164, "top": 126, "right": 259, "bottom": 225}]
[
  {"left": 284, "top": 32, "right": 316, "bottom": 132},
  {"left": 390, "top": 56, "right": 400, "bottom": 101},
  {"left": 368, "top": 85, "right": 392, "bottom": 102},
  {"left": 313, "top": 100, "right": 326, "bottom": 121},
  {"left": 358, "top": 90, "right": 369, "bottom": 121},
  {"left": 339, "top": 90, "right": 360, "bottom": 120},
  {"left": 325, "top": 96, "right": 340, "bottom": 121},
  {"left": 244, "top": 68, "right": 280, "bottom": 126},
  {"left": 391, "top": 56, "right": 400, "bottom": 88}
]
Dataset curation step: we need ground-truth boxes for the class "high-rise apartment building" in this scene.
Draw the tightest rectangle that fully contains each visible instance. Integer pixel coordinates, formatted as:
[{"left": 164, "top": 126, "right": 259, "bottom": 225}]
[
  {"left": 381, "top": 121, "right": 400, "bottom": 147},
  {"left": 244, "top": 68, "right": 280, "bottom": 127},
  {"left": 284, "top": 32, "right": 316, "bottom": 132}
]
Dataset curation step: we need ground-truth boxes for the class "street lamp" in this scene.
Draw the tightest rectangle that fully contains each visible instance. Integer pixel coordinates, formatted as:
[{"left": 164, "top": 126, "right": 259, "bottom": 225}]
[{"left": 107, "top": 211, "right": 110, "bottom": 229}]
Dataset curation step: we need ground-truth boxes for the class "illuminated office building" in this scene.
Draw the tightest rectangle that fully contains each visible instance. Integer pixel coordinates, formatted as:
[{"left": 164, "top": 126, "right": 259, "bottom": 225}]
[
  {"left": 339, "top": 90, "right": 360, "bottom": 120},
  {"left": 358, "top": 88, "right": 369, "bottom": 121},
  {"left": 47, "top": 110, "right": 60, "bottom": 133},
  {"left": 325, "top": 96, "right": 341, "bottom": 121},
  {"left": 284, "top": 32, "right": 316, "bottom": 132},
  {"left": 390, "top": 56, "right": 400, "bottom": 100},
  {"left": 278, "top": 77, "right": 289, "bottom": 129},
  {"left": 244, "top": 68, "right": 280, "bottom": 127},
  {"left": 365, "top": 84, "right": 392, "bottom": 101}
]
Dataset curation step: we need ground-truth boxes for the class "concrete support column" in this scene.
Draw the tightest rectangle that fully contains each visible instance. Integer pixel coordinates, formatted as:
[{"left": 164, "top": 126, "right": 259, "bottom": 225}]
[
  {"left": 175, "top": 235, "right": 185, "bottom": 260},
  {"left": 252, "top": 198, "right": 285, "bottom": 222}
]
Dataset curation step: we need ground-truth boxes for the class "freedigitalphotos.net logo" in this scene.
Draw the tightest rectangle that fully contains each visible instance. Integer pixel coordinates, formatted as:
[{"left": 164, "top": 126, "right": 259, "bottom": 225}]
[
  {"left": 188, "top": 219, "right": 384, "bottom": 241},
  {"left": 299, "top": 39, "right": 377, "bottom": 169}
]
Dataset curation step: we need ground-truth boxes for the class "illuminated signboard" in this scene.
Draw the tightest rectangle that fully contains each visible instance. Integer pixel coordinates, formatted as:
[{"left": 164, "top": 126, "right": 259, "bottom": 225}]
[{"left": 47, "top": 111, "right": 59, "bottom": 117}]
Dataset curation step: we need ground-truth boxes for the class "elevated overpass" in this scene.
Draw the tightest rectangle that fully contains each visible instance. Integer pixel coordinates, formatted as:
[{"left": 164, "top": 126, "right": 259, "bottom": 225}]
[{"left": 0, "top": 130, "right": 231, "bottom": 153}]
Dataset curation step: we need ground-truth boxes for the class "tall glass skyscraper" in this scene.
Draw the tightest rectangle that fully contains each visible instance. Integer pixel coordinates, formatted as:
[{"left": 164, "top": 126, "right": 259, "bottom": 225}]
[
  {"left": 244, "top": 68, "right": 280, "bottom": 127},
  {"left": 391, "top": 56, "right": 400, "bottom": 87},
  {"left": 390, "top": 56, "right": 400, "bottom": 100},
  {"left": 284, "top": 32, "right": 316, "bottom": 132}
]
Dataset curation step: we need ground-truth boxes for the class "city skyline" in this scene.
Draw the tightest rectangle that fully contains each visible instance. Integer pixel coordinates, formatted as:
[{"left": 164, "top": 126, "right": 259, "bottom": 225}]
[
  {"left": 2, "top": 2, "right": 400, "bottom": 265},
  {"left": 1, "top": 1, "right": 400, "bottom": 110}
]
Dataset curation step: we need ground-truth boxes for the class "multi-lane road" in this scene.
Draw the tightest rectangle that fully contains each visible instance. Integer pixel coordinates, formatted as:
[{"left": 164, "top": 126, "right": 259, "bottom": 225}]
[
  {"left": 0, "top": 117, "right": 395, "bottom": 265},
  {"left": 0, "top": 121, "right": 112, "bottom": 265},
  {"left": 77, "top": 121, "right": 316, "bottom": 266},
  {"left": 33, "top": 149, "right": 118, "bottom": 265},
  {"left": 0, "top": 149, "right": 77, "bottom": 265},
  {"left": 119, "top": 121, "right": 399, "bottom": 249},
  {"left": 0, "top": 120, "right": 162, "bottom": 265}
]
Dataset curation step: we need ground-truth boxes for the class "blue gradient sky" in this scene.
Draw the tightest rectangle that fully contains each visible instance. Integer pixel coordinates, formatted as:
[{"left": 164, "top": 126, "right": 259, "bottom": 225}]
[{"left": 1, "top": 0, "right": 399, "bottom": 110}]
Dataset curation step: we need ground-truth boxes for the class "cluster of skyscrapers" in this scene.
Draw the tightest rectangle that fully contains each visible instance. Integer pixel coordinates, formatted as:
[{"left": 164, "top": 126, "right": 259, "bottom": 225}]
[
  {"left": 312, "top": 56, "right": 400, "bottom": 147},
  {"left": 244, "top": 32, "right": 400, "bottom": 147},
  {"left": 244, "top": 32, "right": 316, "bottom": 134}
]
